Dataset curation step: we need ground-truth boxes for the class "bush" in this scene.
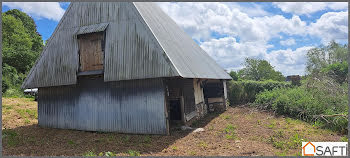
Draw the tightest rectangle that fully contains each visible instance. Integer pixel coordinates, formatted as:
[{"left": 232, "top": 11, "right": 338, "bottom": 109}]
[
  {"left": 227, "top": 80, "right": 292, "bottom": 105},
  {"left": 3, "top": 88, "right": 26, "bottom": 98},
  {"left": 254, "top": 81, "right": 348, "bottom": 133},
  {"left": 321, "top": 61, "right": 348, "bottom": 84}
]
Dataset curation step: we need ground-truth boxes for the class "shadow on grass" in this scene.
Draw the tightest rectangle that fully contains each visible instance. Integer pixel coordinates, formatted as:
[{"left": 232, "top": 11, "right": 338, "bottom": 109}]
[{"left": 2, "top": 111, "right": 223, "bottom": 156}]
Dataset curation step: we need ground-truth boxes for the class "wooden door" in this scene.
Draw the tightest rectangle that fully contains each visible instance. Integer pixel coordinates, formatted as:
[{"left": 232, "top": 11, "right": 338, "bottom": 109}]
[{"left": 78, "top": 32, "right": 104, "bottom": 72}]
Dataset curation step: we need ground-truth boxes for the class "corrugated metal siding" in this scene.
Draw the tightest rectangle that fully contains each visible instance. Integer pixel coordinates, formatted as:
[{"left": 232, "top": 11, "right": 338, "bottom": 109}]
[
  {"left": 22, "top": 4, "right": 78, "bottom": 89},
  {"left": 103, "top": 4, "right": 178, "bottom": 81},
  {"left": 134, "top": 3, "right": 232, "bottom": 80},
  {"left": 23, "top": 2, "right": 178, "bottom": 89},
  {"left": 23, "top": 2, "right": 230, "bottom": 89},
  {"left": 76, "top": 23, "right": 109, "bottom": 35},
  {"left": 38, "top": 77, "right": 167, "bottom": 134}
]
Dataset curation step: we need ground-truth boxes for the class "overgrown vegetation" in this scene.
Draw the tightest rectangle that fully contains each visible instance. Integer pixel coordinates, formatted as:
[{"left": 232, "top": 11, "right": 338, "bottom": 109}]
[
  {"left": 254, "top": 78, "right": 348, "bottom": 133},
  {"left": 228, "top": 41, "right": 348, "bottom": 134},
  {"left": 252, "top": 41, "right": 348, "bottom": 133},
  {"left": 2, "top": 9, "right": 43, "bottom": 96},
  {"left": 227, "top": 80, "right": 291, "bottom": 105}
]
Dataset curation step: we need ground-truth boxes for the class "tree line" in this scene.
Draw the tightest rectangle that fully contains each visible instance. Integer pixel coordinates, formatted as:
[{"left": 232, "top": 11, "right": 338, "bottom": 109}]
[{"left": 2, "top": 9, "right": 43, "bottom": 95}]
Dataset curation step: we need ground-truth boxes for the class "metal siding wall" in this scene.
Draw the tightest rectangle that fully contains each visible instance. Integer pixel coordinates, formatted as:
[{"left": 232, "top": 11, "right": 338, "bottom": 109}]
[
  {"left": 38, "top": 78, "right": 167, "bottom": 134},
  {"left": 103, "top": 3, "right": 178, "bottom": 81},
  {"left": 23, "top": 2, "right": 178, "bottom": 89}
]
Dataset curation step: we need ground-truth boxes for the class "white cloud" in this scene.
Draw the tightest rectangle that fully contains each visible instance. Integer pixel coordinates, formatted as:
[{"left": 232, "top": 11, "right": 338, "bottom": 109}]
[
  {"left": 200, "top": 37, "right": 272, "bottom": 71},
  {"left": 200, "top": 37, "right": 313, "bottom": 76},
  {"left": 328, "top": 2, "right": 348, "bottom": 10},
  {"left": 273, "top": 2, "right": 348, "bottom": 15},
  {"left": 157, "top": 2, "right": 348, "bottom": 75},
  {"left": 266, "top": 46, "right": 315, "bottom": 76},
  {"left": 3, "top": 2, "right": 65, "bottom": 21},
  {"left": 280, "top": 38, "right": 296, "bottom": 46},
  {"left": 157, "top": 2, "right": 307, "bottom": 43},
  {"left": 309, "top": 11, "right": 348, "bottom": 44}
]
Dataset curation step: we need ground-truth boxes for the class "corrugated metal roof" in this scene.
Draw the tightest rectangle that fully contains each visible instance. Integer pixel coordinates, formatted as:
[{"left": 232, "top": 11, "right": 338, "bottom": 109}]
[
  {"left": 76, "top": 23, "right": 109, "bottom": 35},
  {"left": 134, "top": 2, "right": 232, "bottom": 80},
  {"left": 22, "top": 2, "right": 231, "bottom": 89}
]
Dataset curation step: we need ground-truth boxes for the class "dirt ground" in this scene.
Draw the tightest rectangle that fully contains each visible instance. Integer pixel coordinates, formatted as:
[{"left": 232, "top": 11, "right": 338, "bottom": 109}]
[{"left": 2, "top": 97, "right": 347, "bottom": 156}]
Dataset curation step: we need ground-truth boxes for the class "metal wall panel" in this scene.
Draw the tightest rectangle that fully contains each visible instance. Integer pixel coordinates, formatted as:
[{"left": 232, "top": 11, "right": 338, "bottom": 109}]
[
  {"left": 22, "top": 2, "right": 231, "bottom": 89},
  {"left": 76, "top": 23, "right": 109, "bottom": 35},
  {"left": 38, "top": 78, "right": 167, "bottom": 134},
  {"left": 23, "top": 2, "right": 178, "bottom": 89}
]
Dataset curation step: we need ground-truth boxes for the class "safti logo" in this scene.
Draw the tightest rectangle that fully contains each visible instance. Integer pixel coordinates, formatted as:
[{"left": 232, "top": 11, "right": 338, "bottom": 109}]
[
  {"left": 302, "top": 142, "right": 348, "bottom": 156},
  {"left": 303, "top": 142, "right": 316, "bottom": 156}
]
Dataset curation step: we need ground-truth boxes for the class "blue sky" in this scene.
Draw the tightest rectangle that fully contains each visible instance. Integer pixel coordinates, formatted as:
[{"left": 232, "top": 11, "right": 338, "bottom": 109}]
[{"left": 2, "top": 2, "right": 348, "bottom": 76}]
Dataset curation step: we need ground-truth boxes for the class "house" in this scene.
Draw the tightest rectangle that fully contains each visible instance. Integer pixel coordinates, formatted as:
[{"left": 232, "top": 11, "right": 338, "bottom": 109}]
[
  {"left": 22, "top": 2, "right": 231, "bottom": 135},
  {"left": 286, "top": 75, "right": 301, "bottom": 86}
]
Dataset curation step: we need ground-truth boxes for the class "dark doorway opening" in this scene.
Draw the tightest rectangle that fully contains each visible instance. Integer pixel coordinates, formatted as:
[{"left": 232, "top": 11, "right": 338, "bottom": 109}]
[{"left": 169, "top": 99, "right": 182, "bottom": 121}]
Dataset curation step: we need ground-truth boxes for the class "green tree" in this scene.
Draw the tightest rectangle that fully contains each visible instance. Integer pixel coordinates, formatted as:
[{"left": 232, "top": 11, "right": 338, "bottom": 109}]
[
  {"left": 4, "top": 9, "right": 43, "bottom": 54},
  {"left": 229, "top": 71, "right": 239, "bottom": 81},
  {"left": 2, "top": 10, "right": 43, "bottom": 94},
  {"left": 306, "top": 40, "right": 348, "bottom": 74},
  {"left": 240, "top": 58, "right": 285, "bottom": 81},
  {"left": 2, "top": 13, "right": 34, "bottom": 73}
]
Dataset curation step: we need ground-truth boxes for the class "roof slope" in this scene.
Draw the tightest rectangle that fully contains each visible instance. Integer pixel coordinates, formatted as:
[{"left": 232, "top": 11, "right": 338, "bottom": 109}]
[
  {"left": 22, "top": 2, "right": 230, "bottom": 89},
  {"left": 134, "top": 3, "right": 231, "bottom": 80}
]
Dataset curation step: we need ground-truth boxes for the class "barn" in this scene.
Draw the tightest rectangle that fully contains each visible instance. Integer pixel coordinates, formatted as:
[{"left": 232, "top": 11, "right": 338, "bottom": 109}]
[{"left": 22, "top": 2, "right": 231, "bottom": 135}]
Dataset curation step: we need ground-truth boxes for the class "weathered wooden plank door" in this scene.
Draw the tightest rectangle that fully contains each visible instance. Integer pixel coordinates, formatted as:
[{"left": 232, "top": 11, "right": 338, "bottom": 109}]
[{"left": 78, "top": 32, "right": 104, "bottom": 72}]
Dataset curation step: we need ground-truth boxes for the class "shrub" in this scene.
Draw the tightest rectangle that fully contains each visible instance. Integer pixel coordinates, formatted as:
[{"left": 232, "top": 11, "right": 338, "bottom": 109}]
[
  {"left": 254, "top": 82, "right": 348, "bottom": 133},
  {"left": 227, "top": 80, "right": 292, "bottom": 105}
]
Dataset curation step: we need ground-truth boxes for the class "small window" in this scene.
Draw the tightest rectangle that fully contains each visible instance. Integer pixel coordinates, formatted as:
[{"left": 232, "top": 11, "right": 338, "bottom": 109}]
[{"left": 77, "top": 32, "right": 105, "bottom": 73}]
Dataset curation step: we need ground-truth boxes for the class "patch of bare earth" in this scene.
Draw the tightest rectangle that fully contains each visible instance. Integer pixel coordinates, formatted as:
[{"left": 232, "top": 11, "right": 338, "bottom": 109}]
[{"left": 2, "top": 98, "right": 346, "bottom": 156}]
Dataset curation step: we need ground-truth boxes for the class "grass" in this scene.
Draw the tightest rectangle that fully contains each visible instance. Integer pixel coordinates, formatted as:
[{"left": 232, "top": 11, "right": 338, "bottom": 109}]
[
  {"left": 198, "top": 141, "right": 208, "bottom": 148},
  {"left": 15, "top": 109, "right": 27, "bottom": 118},
  {"left": 123, "top": 135, "right": 130, "bottom": 143},
  {"left": 107, "top": 135, "right": 115, "bottom": 142},
  {"left": 268, "top": 132, "right": 305, "bottom": 151},
  {"left": 3, "top": 104, "right": 14, "bottom": 110},
  {"left": 3, "top": 129, "right": 19, "bottom": 147},
  {"left": 221, "top": 115, "right": 231, "bottom": 120},
  {"left": 127, "top": 150, "right": 140, "bottom": 156},
  {"left": 68, "top": 140, "right": 75, "bottom": 145},
  {"left": 256, "top": 119, "right": 261, "bottom": 125},
  {"left": 24, "top": 118, "right": 30, "bottom": 124},
  {"left": 143, "top": 135, "right": 151, "bottom": 143},
  {"left": 267, "top": 121, "right": 276, "bottom": 129},
  {"left": 83, "top": 151, "right": 97, "bottom": 156},
  {"left": 223, "top": 124, "right": 238, "bottom": 140},
  {"left": 188, "top": 150, "right": 197, "bottom": 156},
  {"left": 25, "top": 109, "right": 37, "bottom": 119},
  {"left": 341, "top": 136, "right": 348, "bottom": 142},
  {"left": 171, "top": 146, "right": 178, "bottom": 151},
  {"left": 2, "top": 98, "right": 346, "bottom": 156}
]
